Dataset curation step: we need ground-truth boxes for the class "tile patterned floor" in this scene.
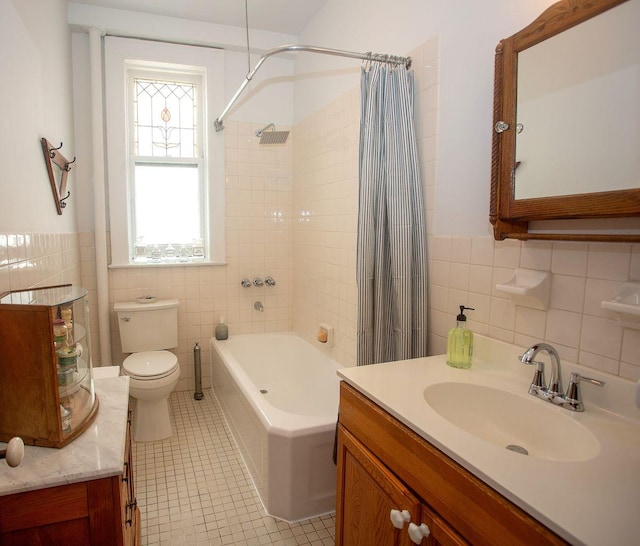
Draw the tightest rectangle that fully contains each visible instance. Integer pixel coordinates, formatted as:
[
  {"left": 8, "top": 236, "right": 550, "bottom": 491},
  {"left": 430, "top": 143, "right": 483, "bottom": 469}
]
[{"left": 132, "top": 390, "right": 336, "bottom": 545}]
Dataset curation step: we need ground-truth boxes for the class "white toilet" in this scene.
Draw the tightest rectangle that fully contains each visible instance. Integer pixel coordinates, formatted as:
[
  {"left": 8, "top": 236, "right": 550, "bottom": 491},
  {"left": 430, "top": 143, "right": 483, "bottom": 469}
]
[{"left": 114, "top": 299, "right": 180, "bottom": 442}]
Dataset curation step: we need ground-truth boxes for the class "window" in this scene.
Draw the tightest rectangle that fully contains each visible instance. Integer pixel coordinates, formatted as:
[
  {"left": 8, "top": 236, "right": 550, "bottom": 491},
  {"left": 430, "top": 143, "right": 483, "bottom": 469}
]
[
  {"left": 130, "top": 72, "right": 205, "bottom": 263},
  {"left": 105, "top": 37, "right": 225, "bottom": 266}
]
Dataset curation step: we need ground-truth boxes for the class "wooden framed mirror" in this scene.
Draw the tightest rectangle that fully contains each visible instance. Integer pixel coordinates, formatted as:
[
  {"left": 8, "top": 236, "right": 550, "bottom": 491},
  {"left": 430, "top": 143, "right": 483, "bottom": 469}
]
[{"left": 490, "top": 0, "right": 640, "bottom": 241}]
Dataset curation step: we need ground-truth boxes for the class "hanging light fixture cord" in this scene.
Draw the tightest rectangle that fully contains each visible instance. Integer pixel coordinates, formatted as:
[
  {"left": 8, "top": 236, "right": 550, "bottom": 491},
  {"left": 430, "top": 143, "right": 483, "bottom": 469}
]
[{"left": 245, "top": 0, "right": 251, "bottom": 75}]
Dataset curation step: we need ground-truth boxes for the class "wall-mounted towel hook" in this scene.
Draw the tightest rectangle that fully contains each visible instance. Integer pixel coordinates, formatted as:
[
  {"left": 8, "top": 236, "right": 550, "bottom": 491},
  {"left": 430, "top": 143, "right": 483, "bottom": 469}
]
[
  {"left": 59, "top": 191, "right": 71, "bottom": 208},
  {"left": 41, "top": 137, "right": 75, "bottom": 215},
  {"left": 49, "top": 141, "right": 63, "bottom": 158}
]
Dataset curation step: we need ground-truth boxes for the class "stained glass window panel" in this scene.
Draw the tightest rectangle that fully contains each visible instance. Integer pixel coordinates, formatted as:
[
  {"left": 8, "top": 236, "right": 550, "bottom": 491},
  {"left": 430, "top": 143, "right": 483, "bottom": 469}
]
[{"left": 133, "top": 78, "right": 197, "bottom": 158}]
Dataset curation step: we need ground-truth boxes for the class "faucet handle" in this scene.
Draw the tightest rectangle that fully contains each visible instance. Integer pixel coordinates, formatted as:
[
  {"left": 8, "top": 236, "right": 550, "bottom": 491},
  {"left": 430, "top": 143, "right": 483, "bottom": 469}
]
[
  {"left": 522, "top": 360, "right": 547, "bottom": 395},
  {"left": 564, "top": 372, "right": 605, "bottom": 412},
  {"left": 518, "top": 352, "right": 546, "bottom": 387}
]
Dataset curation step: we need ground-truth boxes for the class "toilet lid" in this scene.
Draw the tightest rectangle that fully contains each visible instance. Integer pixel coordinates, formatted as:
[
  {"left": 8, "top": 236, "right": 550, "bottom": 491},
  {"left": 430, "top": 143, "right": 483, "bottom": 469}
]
[{"left": 123, "top": 351, "right": 178, "bottom": 379}]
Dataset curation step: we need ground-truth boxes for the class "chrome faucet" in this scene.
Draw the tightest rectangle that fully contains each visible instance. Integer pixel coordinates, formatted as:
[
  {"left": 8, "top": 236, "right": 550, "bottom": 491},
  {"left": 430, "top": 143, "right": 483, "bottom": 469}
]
[
  {"left": 519, "top": 342, "right": 604, "bottom": 411},
  {"left": 520, "top": 343, "right": 563, "bottom": 399}
]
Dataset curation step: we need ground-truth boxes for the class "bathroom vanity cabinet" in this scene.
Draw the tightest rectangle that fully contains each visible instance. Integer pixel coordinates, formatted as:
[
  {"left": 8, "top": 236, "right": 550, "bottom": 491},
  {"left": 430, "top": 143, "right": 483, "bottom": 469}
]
[
  {"left": 0, "top": 410, "right": 140, "bottom": 546},
  {"left": 0, "top": 284, "right": 98, "bottom": 447},
  {"left": 336, "top": 382, "right": 567, "bottom": 546}
]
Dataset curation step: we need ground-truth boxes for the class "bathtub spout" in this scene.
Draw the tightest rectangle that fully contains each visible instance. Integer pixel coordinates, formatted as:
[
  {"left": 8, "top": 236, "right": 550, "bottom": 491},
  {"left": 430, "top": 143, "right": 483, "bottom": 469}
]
[{"left": 254, "top": 301, "right": 264, "bottom": 312}]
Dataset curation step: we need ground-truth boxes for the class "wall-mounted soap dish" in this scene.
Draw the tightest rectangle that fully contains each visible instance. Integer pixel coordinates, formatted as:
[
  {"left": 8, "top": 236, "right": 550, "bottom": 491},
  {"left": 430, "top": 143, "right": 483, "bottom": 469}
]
[
  {"left": 601, "top": 282, "right": 640, "bottom": 330},
  {"left": 495, "top": 268, "right": 551, "bottom": 311}
]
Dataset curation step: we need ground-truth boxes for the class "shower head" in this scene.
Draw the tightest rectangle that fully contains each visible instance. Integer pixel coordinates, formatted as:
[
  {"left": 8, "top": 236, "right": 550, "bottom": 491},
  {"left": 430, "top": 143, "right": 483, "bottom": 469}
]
[{"left": 256, "top": 123, "right": 289, "bottom": 145}]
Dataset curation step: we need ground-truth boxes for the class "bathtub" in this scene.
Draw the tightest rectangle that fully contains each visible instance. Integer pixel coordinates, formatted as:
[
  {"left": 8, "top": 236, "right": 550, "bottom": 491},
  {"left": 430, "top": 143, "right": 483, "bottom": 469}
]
[{"left": 210, "top": 332, "right": 343, "bottom": 522}]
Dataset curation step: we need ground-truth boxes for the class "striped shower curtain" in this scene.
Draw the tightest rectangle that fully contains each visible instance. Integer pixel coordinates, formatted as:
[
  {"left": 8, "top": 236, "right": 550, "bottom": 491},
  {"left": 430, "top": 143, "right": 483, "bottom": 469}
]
[{"left": 356, "top": 61, "right": 428, "bottom": 366}]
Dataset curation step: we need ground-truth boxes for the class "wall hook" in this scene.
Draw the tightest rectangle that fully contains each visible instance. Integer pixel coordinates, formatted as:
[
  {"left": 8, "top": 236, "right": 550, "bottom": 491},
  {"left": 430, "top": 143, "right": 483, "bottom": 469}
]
[
  {"left": 59, "top": 191, "right": 71, "bottom": 208},
  {"left": 49, "top": 142, "right": 63, "bottom": 158},
  {"left": 41, "top": 137, "right": 75, "bottom": 215}
]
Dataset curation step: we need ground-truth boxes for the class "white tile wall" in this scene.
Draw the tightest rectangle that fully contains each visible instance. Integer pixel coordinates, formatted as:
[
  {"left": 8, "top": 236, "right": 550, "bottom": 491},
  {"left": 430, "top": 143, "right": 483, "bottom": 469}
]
[
  {"left": 76, "top": 35, "right": 639, "bottom": 387},
  {"left": 105, "top": 121, "right": 293, "bottom": 392},
  {"left": 0, "top": 232, "right": 81, "bottom": 295},
  {"left": 428, "top": 235, "right": 640, "bottom": 380},
  {"left": 291, "top": 88, "right": 360, "bottom": 366},
  {"left": 290, "top": 37, "right": 441, "bottom": 367}
]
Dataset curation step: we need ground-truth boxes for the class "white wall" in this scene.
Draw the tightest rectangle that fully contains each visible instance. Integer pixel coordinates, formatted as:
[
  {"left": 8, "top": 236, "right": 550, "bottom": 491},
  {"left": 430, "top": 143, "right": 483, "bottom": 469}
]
[
  {"left": 294, "top": 0, "right": 556, "bottom": 236},
  {"left": 0, "top": 0, "right": 81, "bottom": 303},
  {"left": 64, "top": 1, "right": 640, "bottom": 381},
  {"left": 69, "top": 3, "right": 299, "bottom": 233},
  {"left": 68, "top": 6, "right": 301, "bottom": 382},
  {"left": 0, "top": 0, "right": 78, "bottom": 233}
]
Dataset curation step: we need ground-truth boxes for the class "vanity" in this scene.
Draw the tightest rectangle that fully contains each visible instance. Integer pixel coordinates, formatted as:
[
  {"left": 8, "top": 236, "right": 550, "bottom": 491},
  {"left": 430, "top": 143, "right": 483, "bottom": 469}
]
[
  {"left": 335, "top": 335, "right": 640, "bottom": 545},
  {"left": 0, "top": 376, "right": 139, "bottom": 546}
]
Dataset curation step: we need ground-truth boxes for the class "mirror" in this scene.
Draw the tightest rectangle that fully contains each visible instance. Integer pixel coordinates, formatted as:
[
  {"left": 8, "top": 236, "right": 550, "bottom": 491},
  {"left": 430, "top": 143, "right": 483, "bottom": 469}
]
[{"left": 490, "top": 0, "right": 640, "bottom": 241}]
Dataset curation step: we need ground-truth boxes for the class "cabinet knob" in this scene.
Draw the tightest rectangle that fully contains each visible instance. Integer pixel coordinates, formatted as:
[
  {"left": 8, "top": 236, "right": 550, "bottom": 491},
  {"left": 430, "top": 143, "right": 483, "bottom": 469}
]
[
  {"left": 0, "top": 437, "right": 24, "bottom": 467},
  {"left": 390, "top": 509, "right": 411, "bottom": 529},
  {"left": 408, "top": 522, "right": 430, "bottom": 544}
]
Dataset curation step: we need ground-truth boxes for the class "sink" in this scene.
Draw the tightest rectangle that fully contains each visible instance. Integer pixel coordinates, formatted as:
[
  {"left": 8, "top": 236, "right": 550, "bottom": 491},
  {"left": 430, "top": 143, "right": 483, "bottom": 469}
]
[{"left": 423, "top": 382, "right": 600, "bottom": 462}]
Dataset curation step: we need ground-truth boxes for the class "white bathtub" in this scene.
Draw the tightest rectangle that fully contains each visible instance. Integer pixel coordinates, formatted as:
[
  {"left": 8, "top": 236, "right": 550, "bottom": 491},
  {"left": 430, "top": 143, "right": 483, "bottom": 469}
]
[{"left": 210, "top": 331, "right": 342, "bottom": 522}]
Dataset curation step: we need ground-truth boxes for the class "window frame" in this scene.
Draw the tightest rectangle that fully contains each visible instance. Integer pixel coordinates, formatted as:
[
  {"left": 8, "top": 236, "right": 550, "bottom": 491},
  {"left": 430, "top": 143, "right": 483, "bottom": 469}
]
[
  {"left": 104, "top": 36, "right": 225, "bottom": 267},
  {"left": 128, "top": 68, "right": 206, "bottom": 259}
]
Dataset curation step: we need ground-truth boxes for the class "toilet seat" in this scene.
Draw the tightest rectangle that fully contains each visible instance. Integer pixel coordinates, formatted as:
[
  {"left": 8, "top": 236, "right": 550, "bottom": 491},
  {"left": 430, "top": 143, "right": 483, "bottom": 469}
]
[{"left": 123, "top": 350, "right": 178, "bottom": 380}]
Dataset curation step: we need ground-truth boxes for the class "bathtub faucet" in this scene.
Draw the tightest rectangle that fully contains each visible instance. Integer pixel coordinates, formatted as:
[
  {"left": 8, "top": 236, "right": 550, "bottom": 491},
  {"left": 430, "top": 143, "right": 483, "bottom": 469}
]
[{"left": 254, "top": 301, "right": 264, "bottom": 312}]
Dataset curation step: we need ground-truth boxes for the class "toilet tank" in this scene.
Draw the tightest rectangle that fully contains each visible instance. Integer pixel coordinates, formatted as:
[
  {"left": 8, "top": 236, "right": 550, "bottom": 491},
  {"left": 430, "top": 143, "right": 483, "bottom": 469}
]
[{"left": 114, "top": 299, "right": 179, "bottom": 353}]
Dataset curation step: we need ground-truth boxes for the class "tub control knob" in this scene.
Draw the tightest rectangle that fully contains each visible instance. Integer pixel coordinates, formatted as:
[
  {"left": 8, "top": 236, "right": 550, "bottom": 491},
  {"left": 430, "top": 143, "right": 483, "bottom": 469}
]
[
  {"left": 241, "top": 278, "right": 251, "bottom": 288},
  {"left": 253, "top": 277, "right": 264, "bottom": 287}
]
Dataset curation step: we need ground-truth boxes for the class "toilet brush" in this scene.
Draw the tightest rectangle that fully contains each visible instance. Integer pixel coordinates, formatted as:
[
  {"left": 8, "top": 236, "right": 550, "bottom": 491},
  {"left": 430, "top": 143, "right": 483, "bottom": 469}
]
[{"left": 194, "top": 342, "right": 204, "bottom": 400}]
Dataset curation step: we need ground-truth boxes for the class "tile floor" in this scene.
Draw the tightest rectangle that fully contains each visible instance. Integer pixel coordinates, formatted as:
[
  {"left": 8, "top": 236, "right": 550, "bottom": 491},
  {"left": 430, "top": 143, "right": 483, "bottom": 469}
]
[{"left": 132, "top": 390, "right": 336, "bottom": 545}]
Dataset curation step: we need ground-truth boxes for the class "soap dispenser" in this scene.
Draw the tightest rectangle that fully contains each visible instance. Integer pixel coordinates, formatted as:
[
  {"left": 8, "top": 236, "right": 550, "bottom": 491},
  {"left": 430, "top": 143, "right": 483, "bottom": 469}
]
[
  {"left": 446, "top": 305, "right": 474, "bottom": 369},
  {"left": 215, "top": 317, "right": 228, "bottom": 340}
]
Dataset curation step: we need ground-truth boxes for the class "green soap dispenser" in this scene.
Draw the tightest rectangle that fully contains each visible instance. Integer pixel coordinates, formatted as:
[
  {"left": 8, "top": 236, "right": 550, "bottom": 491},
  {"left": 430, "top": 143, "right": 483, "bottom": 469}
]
[{"left": 446, "top": 305, "right": 475, "bottom": 368}]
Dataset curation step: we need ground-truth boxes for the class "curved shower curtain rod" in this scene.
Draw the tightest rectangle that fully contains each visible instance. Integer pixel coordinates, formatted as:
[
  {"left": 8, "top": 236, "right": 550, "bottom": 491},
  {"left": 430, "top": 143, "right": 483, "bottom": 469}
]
[{"left": 213, "top": 44, "right": 412, "bottom": 132}]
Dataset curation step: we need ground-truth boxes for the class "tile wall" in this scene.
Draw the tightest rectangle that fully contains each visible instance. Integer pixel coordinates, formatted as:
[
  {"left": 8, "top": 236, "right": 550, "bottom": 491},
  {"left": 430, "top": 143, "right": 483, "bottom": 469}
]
[
  {"left": 290, "top": 37, "right": 441, "bottom": 366},
  {"left": 291, "top": 88, "right": 359, "bottom": 365},
  {"left": 0, "top": 232, "right": 81, "bottom": 296},
  {"left": 428, "top": 237, "right": 640, "bottom": 380},
  {"left": 82, "top": 35, "right": 638, "bottom": 388},
  {"left": 289, "top": 33, "right": 640, "bottom": 382},
  {"left": 106, "top": 120, "right": 293, "bottom": 392}
]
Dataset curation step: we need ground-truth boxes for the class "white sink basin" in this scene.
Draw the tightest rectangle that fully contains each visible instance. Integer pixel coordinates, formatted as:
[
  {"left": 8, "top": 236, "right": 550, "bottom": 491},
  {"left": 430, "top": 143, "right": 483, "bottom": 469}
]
[{"left": 423, "top": 382, "right": 600, "bottom": 462}]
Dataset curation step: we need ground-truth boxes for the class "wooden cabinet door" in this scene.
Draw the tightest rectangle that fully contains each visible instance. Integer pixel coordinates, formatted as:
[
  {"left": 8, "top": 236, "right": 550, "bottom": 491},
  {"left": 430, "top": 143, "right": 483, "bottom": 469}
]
[
  {"left": 336, "top": 425, "right": 420, "bottom": 546},
  {"left": 418, "top": 503, "right": 468, "bottom": 546}
]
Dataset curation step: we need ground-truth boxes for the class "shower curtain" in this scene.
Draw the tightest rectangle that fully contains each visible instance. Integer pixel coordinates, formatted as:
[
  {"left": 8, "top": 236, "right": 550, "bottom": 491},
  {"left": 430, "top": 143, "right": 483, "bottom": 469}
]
[{"left": 356, "top": 61, "right": 428, "bottom": 366}]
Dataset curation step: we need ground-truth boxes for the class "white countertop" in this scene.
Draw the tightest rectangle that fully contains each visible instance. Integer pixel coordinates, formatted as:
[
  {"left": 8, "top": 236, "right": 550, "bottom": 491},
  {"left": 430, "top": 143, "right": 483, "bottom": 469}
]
[
  {"left": 338, "top": 335, "right": 640, "bottom": 546},
  {"left": 0, "top": 375, "right": 130, "bottom": 496}
]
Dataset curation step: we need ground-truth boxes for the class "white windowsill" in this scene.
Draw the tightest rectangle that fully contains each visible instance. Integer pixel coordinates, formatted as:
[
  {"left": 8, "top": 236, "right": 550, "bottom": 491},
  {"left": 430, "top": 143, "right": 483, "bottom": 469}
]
[{"left": 109, "top": 260, "right": 228, "bottom": 269}]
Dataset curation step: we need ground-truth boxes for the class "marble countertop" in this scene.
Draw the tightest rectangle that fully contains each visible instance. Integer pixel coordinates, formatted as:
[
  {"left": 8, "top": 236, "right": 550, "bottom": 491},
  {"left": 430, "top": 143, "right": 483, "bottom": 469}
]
[
  {"left": 338, "top": 335, "right": 640, "bottom": 546},
  {"left": 0, "top": 375, "right": 130, "bottom": 496}
]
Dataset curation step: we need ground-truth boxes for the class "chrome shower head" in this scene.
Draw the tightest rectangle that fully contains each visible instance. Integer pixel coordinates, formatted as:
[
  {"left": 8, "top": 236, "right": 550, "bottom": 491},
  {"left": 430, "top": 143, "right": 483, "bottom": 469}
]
[{"left": 256, "top": 123, "right": 289, "bottom": 144}]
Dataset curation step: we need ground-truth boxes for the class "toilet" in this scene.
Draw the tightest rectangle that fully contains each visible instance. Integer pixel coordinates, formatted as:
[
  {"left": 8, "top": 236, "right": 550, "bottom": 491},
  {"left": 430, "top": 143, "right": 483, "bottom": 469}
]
[{"left": 114, "top": 299, "right": 180, "bottom": 442}]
